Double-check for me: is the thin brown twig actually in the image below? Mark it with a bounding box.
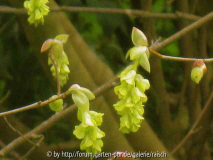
[0,91,11,105]
[19,135,44,160]
[149,49,213,62]
[0,10,213,157]
[151,11,213,51]
[49,50,61,95]
[168,90,213,157]
[0,6,200,21]
[0,91,68,117]
[0,141,21,159]
[4,117,36,146]
[0,17,15,34]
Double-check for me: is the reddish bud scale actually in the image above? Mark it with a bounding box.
[192,60,207,73]
[41,39,53,52]
[192,60,204,68]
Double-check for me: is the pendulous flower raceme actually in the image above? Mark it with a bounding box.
[114,27,150,133]
[69,84,105,154]
[24,0,49,26]
[41,34,70,87]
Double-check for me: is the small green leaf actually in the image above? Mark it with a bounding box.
[119,65,134,79]
[77,110,83,121]
[80,139,86,150]
[72,91,89,112]
[129,46,147,60]
[82,112,94,126]
[131,87,143,103]
[93,140,102,152]
[73,125,85,139]
[139,52,150,73]
[132,27,148,46]
[89,111,104,126]
[41,39,53,52]
[49,96,63,112]
[54,34,69,43]
[96,139,103,147]
[78,87,95,100]
[24,1,30,9]
[95,128,105,138]
[126,49,131,59]
[120,70,136,85]
[61,64,70,74]
[69,84,81,92]
[114,84,128,98]
[113,100,125,113]
[191,67,203,84]
[145,47,150,58]
[51,41,64,57]
[135,74,150,92]
[84,135,93,147]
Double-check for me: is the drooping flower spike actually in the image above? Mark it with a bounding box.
[41,34,70,87]
[69,84,105,154]
[114,27,150,133]
[24,0,50,26]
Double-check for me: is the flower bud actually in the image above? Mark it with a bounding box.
[132,27,148,46]
[49,96,63,112]
[139,51,150,73]
[54,34,69,44]
[128,46,147,60]
[41,39,53,52]
[61,64,70,74]
[191,60,207,84]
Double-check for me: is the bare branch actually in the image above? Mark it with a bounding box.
[20,135,44,160]
[0,91,11,105]
[0,92,68,117]
[0,17,15,34]
[149,49,213,62]
[151,11,213,51]
[0,6,200,21]
[168,90,213,157]
[0,141,21,159]
[4,117,36,146]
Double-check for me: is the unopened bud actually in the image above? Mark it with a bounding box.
[41,39,53,52]
[191,60,207,84]
[132,27,148,47]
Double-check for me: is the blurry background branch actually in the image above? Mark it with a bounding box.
[0,6,200,20]
[0,91,10,105]
[169,89,213,157]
